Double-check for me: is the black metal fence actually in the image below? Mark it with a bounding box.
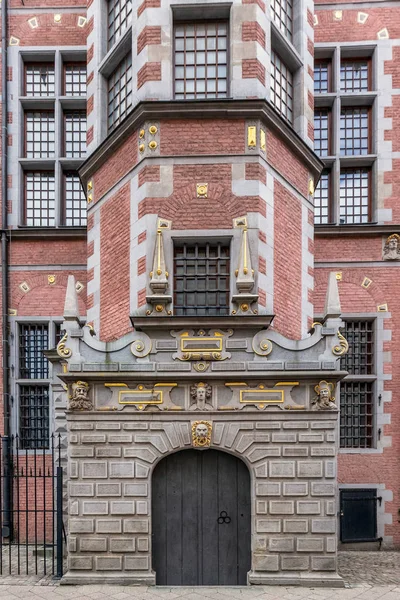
[0,433,64,578]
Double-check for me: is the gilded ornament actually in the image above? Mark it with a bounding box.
[148,140,157,150]
[240,303,249,312]
[192,421,212,448]
[56,331,72,358]
[155,304,164,312]
[146,309,152,316]
[149,125,158,135]
[260,129,266,152]
[69,381,92,411]
[196,183,208,198]
[378,303,388,312]
[135,341,144,352]
[87,180,93,191]
[335,272,342,281]
[193,361,210,373]
[308,178,314,196]
[139,129,145,138]
[48,275,56,285]
[362,277,372,289]
[247,126,257,148]
[332,330,349,356]
[87,193,93,203]
[139,143,145,153]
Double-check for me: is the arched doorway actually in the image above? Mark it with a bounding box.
[152,449,251,585]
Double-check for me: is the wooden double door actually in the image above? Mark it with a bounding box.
[152,449,251,585]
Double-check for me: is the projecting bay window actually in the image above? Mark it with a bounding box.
[270,51,293,124]
[314,171,331,225]
[64,111,87,158]
[174,241,230,316]
[64,172,87,227]
[340,320,375,449]
[108,0,133,49]
[271,0,293,41]
[64,62,87,96]
[25,171,56,227]
[25,111,55,158]
[25,63,55,96]
[108,52,133,131]
[174,22,228,100]
[18,324,51,450]
[340,168,370,224]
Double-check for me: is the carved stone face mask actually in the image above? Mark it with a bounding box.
[197,387,206,401]
[195,424,208,439]
[320,387,330,400]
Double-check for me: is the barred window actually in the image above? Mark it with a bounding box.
[25,171,56,227]
[19,386,49,450]
[174,22,228,100]
[340,382,373,449]
[64,63,87,96]
[340,60,370,92]
[314,109,330,157]
[108,53,133,132]
[25,111,55,158]
[64,111,87,158]
[174,241,230,316]
[19,324,49,379]
[314,171,330,224]
[341,320,374,375]
[64,173,87,227]
[271,0,293,40]
[314,61,330,94]
[25,63,55,96]
[270,51,293,124]
[108,0,133,48]
[340,107,370,156]
[339,168,370,224]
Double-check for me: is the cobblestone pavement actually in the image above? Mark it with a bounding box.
[0,552,399,599]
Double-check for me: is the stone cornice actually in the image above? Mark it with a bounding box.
[315,224,400,236]
[79,99,324,184]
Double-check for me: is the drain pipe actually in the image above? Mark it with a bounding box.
[2,0,12,538]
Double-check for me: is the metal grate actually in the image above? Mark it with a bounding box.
[270,51,293,124]
[108,0,133,48]
[314,171,330,224]
[25,111,55,158]
[64,173,87,227]
[174,242,230,316]
[340,60,370,92]
[271,0,293,40]
[314,109,330,157]
[25,172,56,227]
[25,64,55,96]
[339,168,370,224]
[19,324,49,379]
[340,107,370,156]
[340,381,373,448]
[314,61,330,93]
[19,386,50,450]
[108,53,133,132]
[341,320,374,375]
[64,111,87,158]
[64,63,87,96]
[174,22,228,100]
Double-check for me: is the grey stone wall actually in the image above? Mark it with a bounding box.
[63,410,342,587]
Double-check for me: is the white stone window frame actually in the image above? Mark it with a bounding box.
[314,43,378,226]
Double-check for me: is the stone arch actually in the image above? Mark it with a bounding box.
[11,272,86,315]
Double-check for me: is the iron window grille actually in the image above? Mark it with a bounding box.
[174,241,230,316]
[340,381,374,449]
[314,109,330,157]
[341,320,374,375]
[64,63,87,96]
[270,51,293,124]
[108,0,133,48]
[25,111,55,158]
[314,171,330,224]
[340,59,370,92]
[271,0,293,41]
[64,111,87,158]
[340,107,370,156]
[174,22,228,100]
[339,168,370,224]
[314,60,331,94]
[108,52,133,132]
[19,324,49,379]
[25,63,55,96]
[64,172,87,227]
[25,171,56,227]
[19,386,50,450]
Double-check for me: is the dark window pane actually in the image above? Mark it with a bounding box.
[341,320,374,375]
[314,61,330,94]
[19,324,49,379]
[174,242,230,316]
[270,51,293,124]
[340,382,373,449]
[174,21,228,100]
[108,53,133,132]
[19,385,49,450]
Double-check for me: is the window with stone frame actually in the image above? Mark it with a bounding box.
[24,171,56,227]
[108,52,133,131]
[64,62,87,96]
[340,320,375,449]
[63,172,87,227]
[25,111,56,158]
[271,0,293,41]
[108,0,133,49]
[270,50,293,124]
[64,110,87,158]
[174,22,228,100]
[173,241,230,316]
[25,63,55,96]
[314,171,331,224]
[314,48,376,225]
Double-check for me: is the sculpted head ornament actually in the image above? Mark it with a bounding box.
[383,234,400,260]
[312,381,338,411]
[69,380,93,411]
[192,420,212,448]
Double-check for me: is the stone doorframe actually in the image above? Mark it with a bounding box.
[63,410,343,587]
